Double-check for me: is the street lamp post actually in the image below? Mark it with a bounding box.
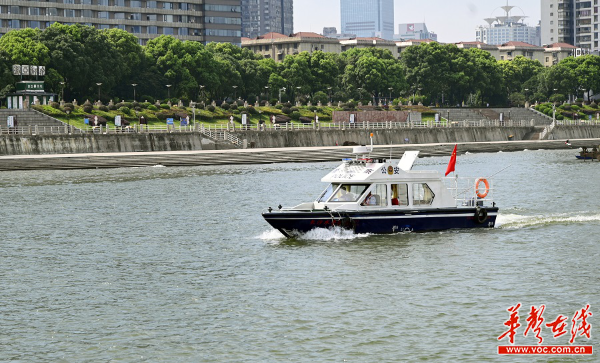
[166,84,172,100]
[388,87,393,104]
[66,109,70,133]
[131,83,138,102]
[327,87,332,104]
[96,82,102,102]
[264,86,270,101]
[278,87,286,103]
[198,85,205,102]
[232,85,238,101]
[357,87,363,101]
[191,105,196,128]
[60,81,65,102]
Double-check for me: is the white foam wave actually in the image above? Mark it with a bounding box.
[258,226,369,242]
[497,213,600,229]
[258,228,286,240]
[299,226,369,241]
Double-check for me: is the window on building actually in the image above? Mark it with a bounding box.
[147,14,157,21]
[130,0,142,7]
[114,0,125,6]
[98,0,108,6]
[82,9,92,17]
[147,1,157,8]
[148,26,157,34]
[9,19,20,28]
[131,26,141,33]
[114,12,125,19]
[64,9,75,17]
[9,6,20,14]
[28,7,40,16]
[30,21,41,29]
[163,27,174,35]
[178,27,188,35]
[98,11,109,18]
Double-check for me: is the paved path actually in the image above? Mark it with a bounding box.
[1,139,598,171]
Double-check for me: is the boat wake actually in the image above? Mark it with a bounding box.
[497,212,600,229]
[258,227,369,242]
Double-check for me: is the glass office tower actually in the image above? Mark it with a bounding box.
[341,0,394,40]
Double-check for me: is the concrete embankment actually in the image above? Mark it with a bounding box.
[0,132,228,155]
[1,139,598,171]
[3,126,600,156]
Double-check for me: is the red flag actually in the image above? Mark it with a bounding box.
[445,144,457,176]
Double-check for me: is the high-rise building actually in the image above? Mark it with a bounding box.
[541,0,596,51]
[242,0,293,39]
[340,0,394,40]
[395,23,437,41]
[0,0,242,45]
[475,2,540,46]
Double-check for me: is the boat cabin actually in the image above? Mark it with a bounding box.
[313,150,459,210]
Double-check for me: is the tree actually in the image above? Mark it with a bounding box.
[400,42,454,104]
[39,23,125,101]
[0,28,50,65]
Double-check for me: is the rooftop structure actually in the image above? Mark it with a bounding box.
[395,23,437,42]
[476,1,541,46]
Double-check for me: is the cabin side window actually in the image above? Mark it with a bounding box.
[413,183,435,205]
[391,183,408,206]
[361,184,388,207]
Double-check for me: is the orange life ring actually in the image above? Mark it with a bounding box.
[475,178,490,198]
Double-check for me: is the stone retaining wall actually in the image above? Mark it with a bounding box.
[3,126,600,156]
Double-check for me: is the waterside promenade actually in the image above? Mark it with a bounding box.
[1,139,597,171]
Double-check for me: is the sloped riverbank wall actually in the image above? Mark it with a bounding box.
[2,126,600,156]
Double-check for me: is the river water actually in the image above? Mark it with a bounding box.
[1,149,598,362]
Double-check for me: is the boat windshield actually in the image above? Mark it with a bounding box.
[328,184,369,202]
[317,183,340,202]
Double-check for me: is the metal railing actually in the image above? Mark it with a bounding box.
[5,118,597,137]
[443,177,495,207]
[539,120,556,140]
[556,119,600,126]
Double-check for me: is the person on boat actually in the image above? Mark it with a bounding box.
[362,193,377,206]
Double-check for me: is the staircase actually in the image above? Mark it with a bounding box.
[435,108,485,122]
[0,109,66,128]
[490,108,551,125]
[434,107,552,125]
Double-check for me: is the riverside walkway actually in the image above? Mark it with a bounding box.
[1,139,597,171]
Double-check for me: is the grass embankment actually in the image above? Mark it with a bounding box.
[33,102,438,130]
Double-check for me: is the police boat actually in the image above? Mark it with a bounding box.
[262,145,498,238]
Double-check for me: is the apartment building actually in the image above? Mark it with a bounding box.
[241,31,341,61]
[0,0,242,45]
[241,0,293,39]
[540,0,599,51]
